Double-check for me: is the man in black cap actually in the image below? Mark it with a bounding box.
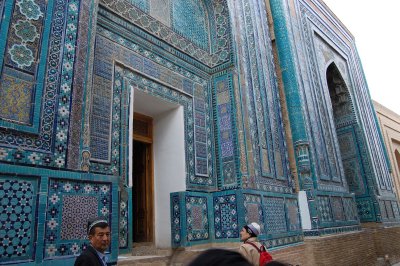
[74,217,111,266]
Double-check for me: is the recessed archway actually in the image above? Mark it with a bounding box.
[326,62,363,195]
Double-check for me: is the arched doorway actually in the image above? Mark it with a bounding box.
[326,63,366,196]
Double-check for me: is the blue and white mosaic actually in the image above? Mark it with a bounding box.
[44,179,112,258]
[213,194,239,239]
[0,177,37,263]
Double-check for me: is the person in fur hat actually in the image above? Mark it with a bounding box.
[239,222,264,265]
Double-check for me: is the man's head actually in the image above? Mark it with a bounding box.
[87,217,110,253]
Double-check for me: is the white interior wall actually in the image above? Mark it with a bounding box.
[153,107,186,248]
[298,190,311,230]
[130,89,186,248]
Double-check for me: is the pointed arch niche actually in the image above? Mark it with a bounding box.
[394,149,400,197]
[326,63,368,198]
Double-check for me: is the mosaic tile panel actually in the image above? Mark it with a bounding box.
[264,197,287,233]
[0,177,37,263]
[98,0,232,68]
[119,198,128,248]
[379,200,387,219]
[214,74,238,188]
[0,0,80,169]
[298,1,396,223]
[263,235,304,249]
[392,201,400,219]
[238,0,290,188]
[194,84,209,176]
[213,194,239,239]
[171,195,181,245]
[44,179,112,258]
[89,75,113,162]
[243,194,263,231]
[0,70,33,124]
[126,71,214,188]
[67,0,95,169]
[3,0,45,72]
[128,0,148,12]
[356,199,375,221]
[60,196,98,240]
[0,0,46,126]
[286,198,301,231]
[343,197,358,221]
[186,196,209,241]
[317,196,332,222]
[298,5,347,186]
[384,200,394,219]
[172,0,209,50]
[149,0,170,26]
[89,30,215,188]
[337,129,366,195]
[331,197,344,221]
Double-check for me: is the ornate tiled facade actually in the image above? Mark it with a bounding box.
[0,0,399,265]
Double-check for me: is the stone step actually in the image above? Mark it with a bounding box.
[131,242,173,256]
[118,243,241,265]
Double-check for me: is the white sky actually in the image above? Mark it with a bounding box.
[322,0,400,115]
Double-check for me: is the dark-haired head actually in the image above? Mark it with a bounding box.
[188,248,252,266]
[87,217,109,236]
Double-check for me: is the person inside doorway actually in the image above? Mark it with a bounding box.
[74,217,111,266]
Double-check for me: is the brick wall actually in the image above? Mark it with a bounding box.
[373,226,400,264]
[268,226,400,266]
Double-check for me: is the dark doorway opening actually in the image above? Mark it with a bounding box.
[132,113,154,243]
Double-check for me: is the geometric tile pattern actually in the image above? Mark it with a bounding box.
[343,197,358,221]
[214,74,238,188]
[123,67,214,188]
[298,4,351,192]
[298,1,397,226]
[356,199,374,221]
[171,190,304,248]
[185,196,209,242]
[128,0,149,12]
[172,0,209,50]
[191,205,203,230]
[264,197,287,233]
[60,196,98,240]
[384,200,394,219]
[0,72,33,125]
[337,129,366,195]
[0,0,80,170]
[171,195,181,245]
[90,29,216,189]
[213,194,239,239]
[99,0,232,68]
[0,0,45,125]
[379,200,387,219]
[392,201,400,219]
[0,177,37,263]
[119,199,129,248]
[89,65,120,174]
[44,179,112,258]
[331,197,344,221]
[286,198,301,231]
[317,196,332,222]
[244,194,263,233]
[239,0,290,188]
